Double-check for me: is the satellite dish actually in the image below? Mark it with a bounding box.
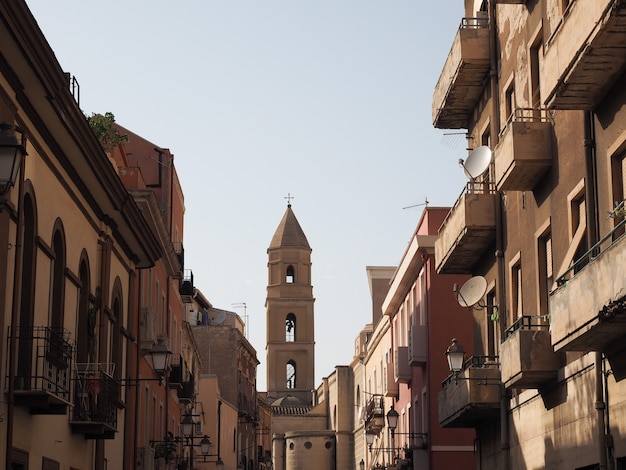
[461,146,491,180]
[456,276,488,308]
[213,311,227,325]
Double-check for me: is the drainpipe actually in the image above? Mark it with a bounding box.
[5,137,26,470]
[487,0,509,464]
[218,400,223,461]
[584,111,607,470]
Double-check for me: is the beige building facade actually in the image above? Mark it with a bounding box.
[0,3,163,469]
[433,1,626,469]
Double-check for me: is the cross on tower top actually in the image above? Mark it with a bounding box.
[284,193,295,207]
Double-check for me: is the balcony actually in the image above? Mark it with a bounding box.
[179,269,195,303]
[494,109,553,191]
[178,373,195,403]
[70,363,119,439]
[438,356,501,428]
[408,325,427,367]
[8,326,72,414]
[543,0,626,109]
[394,347,411,384]
[385,366,399,398]
[364,395,385,434]
[435,183,496,274]
[173,241,185,271]
[168,354,184,390]
[500,316,558,389]
[432,17,490,129]
[550,220,626,364]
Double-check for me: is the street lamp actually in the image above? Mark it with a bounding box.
[0,122,27,204]
[365,430,376,451]
[182,412,194,438]
[446,338,465,375]
[149,337,171,380]
[199,434,212,456]
[386,406,399,437]
[359,458,365,470]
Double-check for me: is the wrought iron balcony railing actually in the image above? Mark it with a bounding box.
[70,363,119,439]
[7,326,73,414]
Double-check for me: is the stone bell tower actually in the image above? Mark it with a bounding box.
[266,203,315,405]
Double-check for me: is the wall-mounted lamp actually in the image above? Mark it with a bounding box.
[0,122,27,207]
[365,430,376,451]
[149,337,172,381]
[359,458,365,470]
[386,406,399,438]
[446,338,465,375]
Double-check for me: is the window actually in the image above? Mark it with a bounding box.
[286,361,296,389]
[509,253,522,329]
[537,223,553,319]
[17,193,36,383]
[285,313,296,342]
[50,223,66,330]
[76,256,91,364]
[286,265,295,283]
[486,288,498,356]
[529,31,543,109]
[505,83,515,123]
[571,192,588,273]
[611,150,626,237]
[555,181,587,280]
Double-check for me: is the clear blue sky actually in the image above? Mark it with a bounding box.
[26,1,467,390]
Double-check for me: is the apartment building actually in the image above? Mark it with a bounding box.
[109,124,202,469]
[0,3,164,469]
[432,1,626,468]
[381,207,475,470]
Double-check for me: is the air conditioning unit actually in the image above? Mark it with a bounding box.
[137,446,154,469]
[139,307,157,350]
[408,325,427,367]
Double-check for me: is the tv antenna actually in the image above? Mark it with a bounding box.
[458,146,491,182]
[402,198,429,210]
[232,302,248,338]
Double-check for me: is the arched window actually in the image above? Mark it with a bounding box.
[50,221,66,330]
[110,278,124,380]
[17,191,36,386]
[76,254,91,365]
[286,361,296,389]
[286,265,295,283]
[285,313,296,342]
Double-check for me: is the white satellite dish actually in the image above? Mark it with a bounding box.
[456,276,488,308]
[461,146,492,180]
[213,311,227,325]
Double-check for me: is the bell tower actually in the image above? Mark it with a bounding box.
[266,203,315,405]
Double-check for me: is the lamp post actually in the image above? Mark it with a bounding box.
[446,338,465,377]
[0,122,27,207]
[386,406,399,438]
[149,337,171,383]
[182,412,195,470]
[365,430,376,451]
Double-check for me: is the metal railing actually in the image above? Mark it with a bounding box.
[442,355,500,386]
[7,326,72,402]
[504,315,550,339]
[556,217,626,287]
[72,363,119,431]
